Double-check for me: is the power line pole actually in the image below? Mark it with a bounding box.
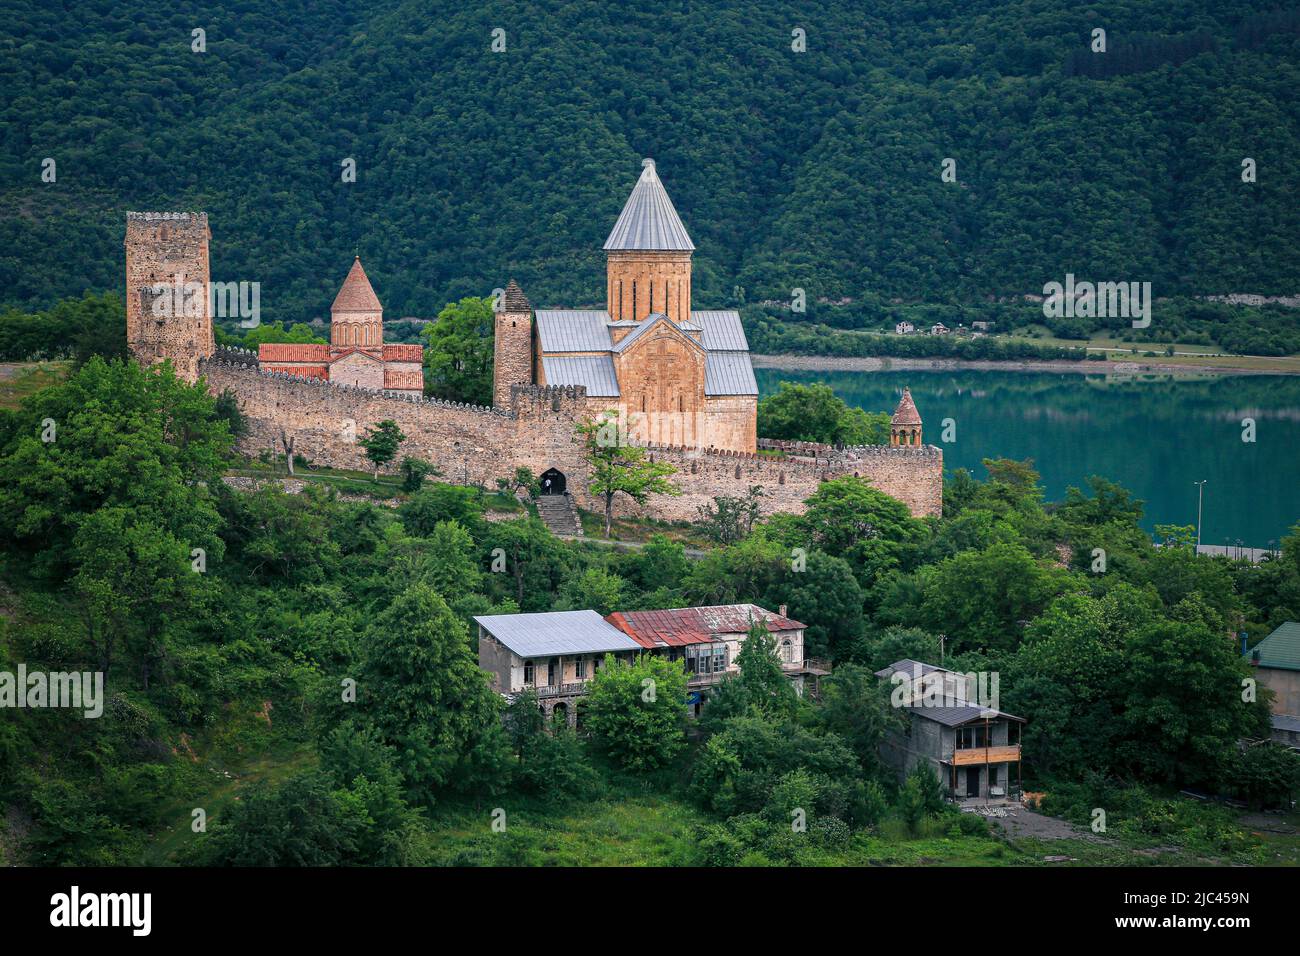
[1193,479,1207,552]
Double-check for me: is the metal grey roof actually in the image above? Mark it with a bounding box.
[1272,714,1300,734]
[474,610,641,658]
[603,159,695,252]
[535,310,612,352]
[874,659,957,680]
[692,310,749,351]
[535,306,753,395]
[611,312,703,355]
[705,352,758,396]
[542,355,620,397]
[905,704,1025,727]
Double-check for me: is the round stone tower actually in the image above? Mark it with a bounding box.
[891,386,923,447]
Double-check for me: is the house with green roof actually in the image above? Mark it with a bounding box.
[1248,622,1300,748]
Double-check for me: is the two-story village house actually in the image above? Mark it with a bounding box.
[475,603,830,723]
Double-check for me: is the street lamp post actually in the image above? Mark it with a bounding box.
[1193,480,1207,552]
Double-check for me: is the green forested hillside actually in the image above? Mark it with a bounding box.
[1,1,1296,324]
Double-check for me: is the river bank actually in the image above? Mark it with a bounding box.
[752,353,1300,376]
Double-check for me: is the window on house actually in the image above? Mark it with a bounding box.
[575,658,586,680]
[523,660,534,685]
[989,765,999,788]
[547,658,557,685]
[711,645,727,673]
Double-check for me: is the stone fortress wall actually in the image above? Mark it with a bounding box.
[200,349,943,521]
[127,204,944,523]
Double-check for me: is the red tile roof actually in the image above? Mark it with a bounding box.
[382,344,424,362]
[329,346,383,363]
[262,364,328,380]
[606,604,805,649]
[891,386,922,425]
[331,257,382,313]
[384,368,424,390]
[258,343,329,362]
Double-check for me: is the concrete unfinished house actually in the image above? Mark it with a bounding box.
[876,659,1026,805]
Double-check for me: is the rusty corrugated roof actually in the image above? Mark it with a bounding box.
[606,604,805,649]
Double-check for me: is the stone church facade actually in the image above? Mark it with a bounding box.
[122,161,943,522]
[495,159,757,453]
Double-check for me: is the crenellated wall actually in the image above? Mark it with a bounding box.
[200,350,942,521]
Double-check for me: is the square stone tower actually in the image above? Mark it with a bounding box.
[124,212,214,382]
[493,279,534,408]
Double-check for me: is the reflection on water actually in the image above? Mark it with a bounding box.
[755,367,1300,546]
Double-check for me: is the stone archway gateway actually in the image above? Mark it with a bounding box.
[539,467,566,495]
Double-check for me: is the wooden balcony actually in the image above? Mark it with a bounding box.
[950,744,1021,766]
[784,658,832,676]
[529,681,591,699]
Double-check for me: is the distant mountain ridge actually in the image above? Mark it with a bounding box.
[0,0,1296,323]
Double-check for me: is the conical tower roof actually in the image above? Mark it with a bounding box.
[501,279,531,312]
[891,387,922,426]
[603,159,695,252]
[331,257,382,313]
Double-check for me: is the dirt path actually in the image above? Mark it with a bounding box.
[980,806,1110,843]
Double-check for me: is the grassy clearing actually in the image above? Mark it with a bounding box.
[421,795,705,866]
[142,740,316,865]
[0,361,70,409]
[576,507,712,549]
[228,462,529,512]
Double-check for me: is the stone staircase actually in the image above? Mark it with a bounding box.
[536,492,584,537]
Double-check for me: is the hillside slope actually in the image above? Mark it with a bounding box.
[1,0,1296,321]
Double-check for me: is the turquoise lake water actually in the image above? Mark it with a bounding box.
[754,367,1300,547]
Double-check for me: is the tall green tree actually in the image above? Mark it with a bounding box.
[357,583,504,804]
[358,419,406,479]
[0,357,229,576]
[758,381,890,445]
[576,413,679,537]
[421,296,494,405]
[583,654,688,771]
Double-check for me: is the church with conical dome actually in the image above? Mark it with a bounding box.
[492,159,758,453]
[256,256,425,396]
